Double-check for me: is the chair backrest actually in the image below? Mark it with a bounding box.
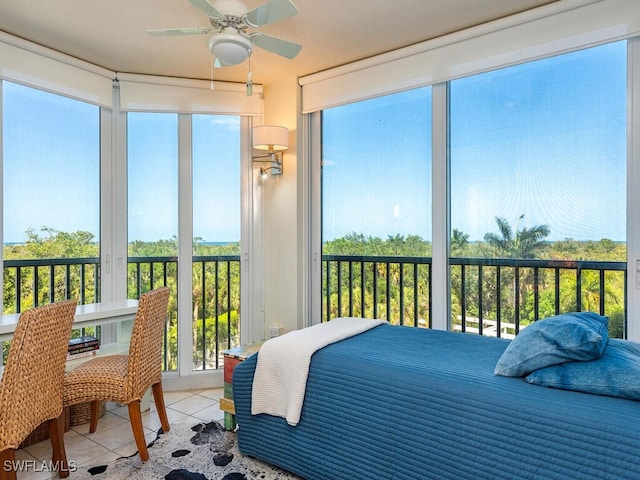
[126,287,170,400]
[0,300,77,451]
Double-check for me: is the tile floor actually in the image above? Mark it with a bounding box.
[15,387,225,480]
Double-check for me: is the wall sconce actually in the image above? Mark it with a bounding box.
[252,125,288,178]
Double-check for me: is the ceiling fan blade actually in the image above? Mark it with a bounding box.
[187,0,223,18]
[148,27,211,36]
[244,0,299,27]
[251,32,302,59]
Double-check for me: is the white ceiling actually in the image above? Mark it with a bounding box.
[0,0,559,87]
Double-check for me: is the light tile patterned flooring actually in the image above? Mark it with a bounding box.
[16,387,225,480]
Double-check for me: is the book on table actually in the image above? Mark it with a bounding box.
[66,348,100,361]
[67,335,100,360]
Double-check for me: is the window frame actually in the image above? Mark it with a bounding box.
[308,36,640,340]
[0,64,262,387]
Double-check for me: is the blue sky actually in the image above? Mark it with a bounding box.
[3,83,100,243]
[127,112,241,243]
[2,41,627,245]
[3,85,241,244]
[322,40,626,242]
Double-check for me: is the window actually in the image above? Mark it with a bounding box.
[1,45,254,382]
[449,41,627,337]
[127,112,243,372]
[321,87,432,324]
[2,81,100,312]
[127,112,179,252]
[318,41,628,337]
[127,112,178,370]
[192,114,241,370]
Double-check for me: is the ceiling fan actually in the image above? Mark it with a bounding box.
[148,0,302,67]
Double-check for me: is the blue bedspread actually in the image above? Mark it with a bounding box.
[233,324,640,480]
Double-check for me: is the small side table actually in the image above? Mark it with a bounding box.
[220,340,264,430]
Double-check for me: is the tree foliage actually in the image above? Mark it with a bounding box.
[2,222,628,369]
[3,228,241,371]
[483,215,550,259]
[323,216,626,338]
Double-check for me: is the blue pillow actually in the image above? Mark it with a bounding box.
[493,312,609,377]
[525,339,640,400]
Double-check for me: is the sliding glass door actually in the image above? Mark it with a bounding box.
[450,41,627,337]
[318,40,628,338]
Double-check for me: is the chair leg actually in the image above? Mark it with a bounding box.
[151,382,170,433]
[89,400,100,433]
[0,448,17,480]
[48,414,69,478]
[127,400,149,461]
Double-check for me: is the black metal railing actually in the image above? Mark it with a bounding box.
[191,255,241,370]
[323,255,627,338]
[3,255,241,371]
[3,257,101,313]
[126,255,241,372]
[322,255,432,327]
[3,254,627,368]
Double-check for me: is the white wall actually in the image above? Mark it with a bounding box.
[258,77,300,335]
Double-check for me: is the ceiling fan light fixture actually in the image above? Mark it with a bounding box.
[150,0,302,66]
[208,30,253,66]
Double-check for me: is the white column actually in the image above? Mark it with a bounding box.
[431,82,450,331]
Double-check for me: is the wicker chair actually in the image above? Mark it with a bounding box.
[0,300,77,480]
[63,287,171,461]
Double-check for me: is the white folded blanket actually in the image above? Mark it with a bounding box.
[251,317,387,426]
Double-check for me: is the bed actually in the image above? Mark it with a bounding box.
[232,322,640,480]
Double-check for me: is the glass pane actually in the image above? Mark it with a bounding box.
[192,114,241,371]
[128,112,178,250]
[322,87,432,325]
[3,81,100,312]
[127,112,178,370]
[449,41,627,337]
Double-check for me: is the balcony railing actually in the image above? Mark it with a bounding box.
[3,257,100,313]
[322,255,433,327]
[126,255,241,371]
[3,255,241,371]
[3,254,627,368]
[322,255,627,338]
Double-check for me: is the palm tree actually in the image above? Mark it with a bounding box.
[484,215,550,259]
[451,229,469,255]
[481,215,550,325]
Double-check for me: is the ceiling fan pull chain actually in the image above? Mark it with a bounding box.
[210,57,215,91]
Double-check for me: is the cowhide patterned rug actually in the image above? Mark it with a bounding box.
[72,420,302,480]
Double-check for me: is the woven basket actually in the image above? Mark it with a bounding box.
[69,400,107,426]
